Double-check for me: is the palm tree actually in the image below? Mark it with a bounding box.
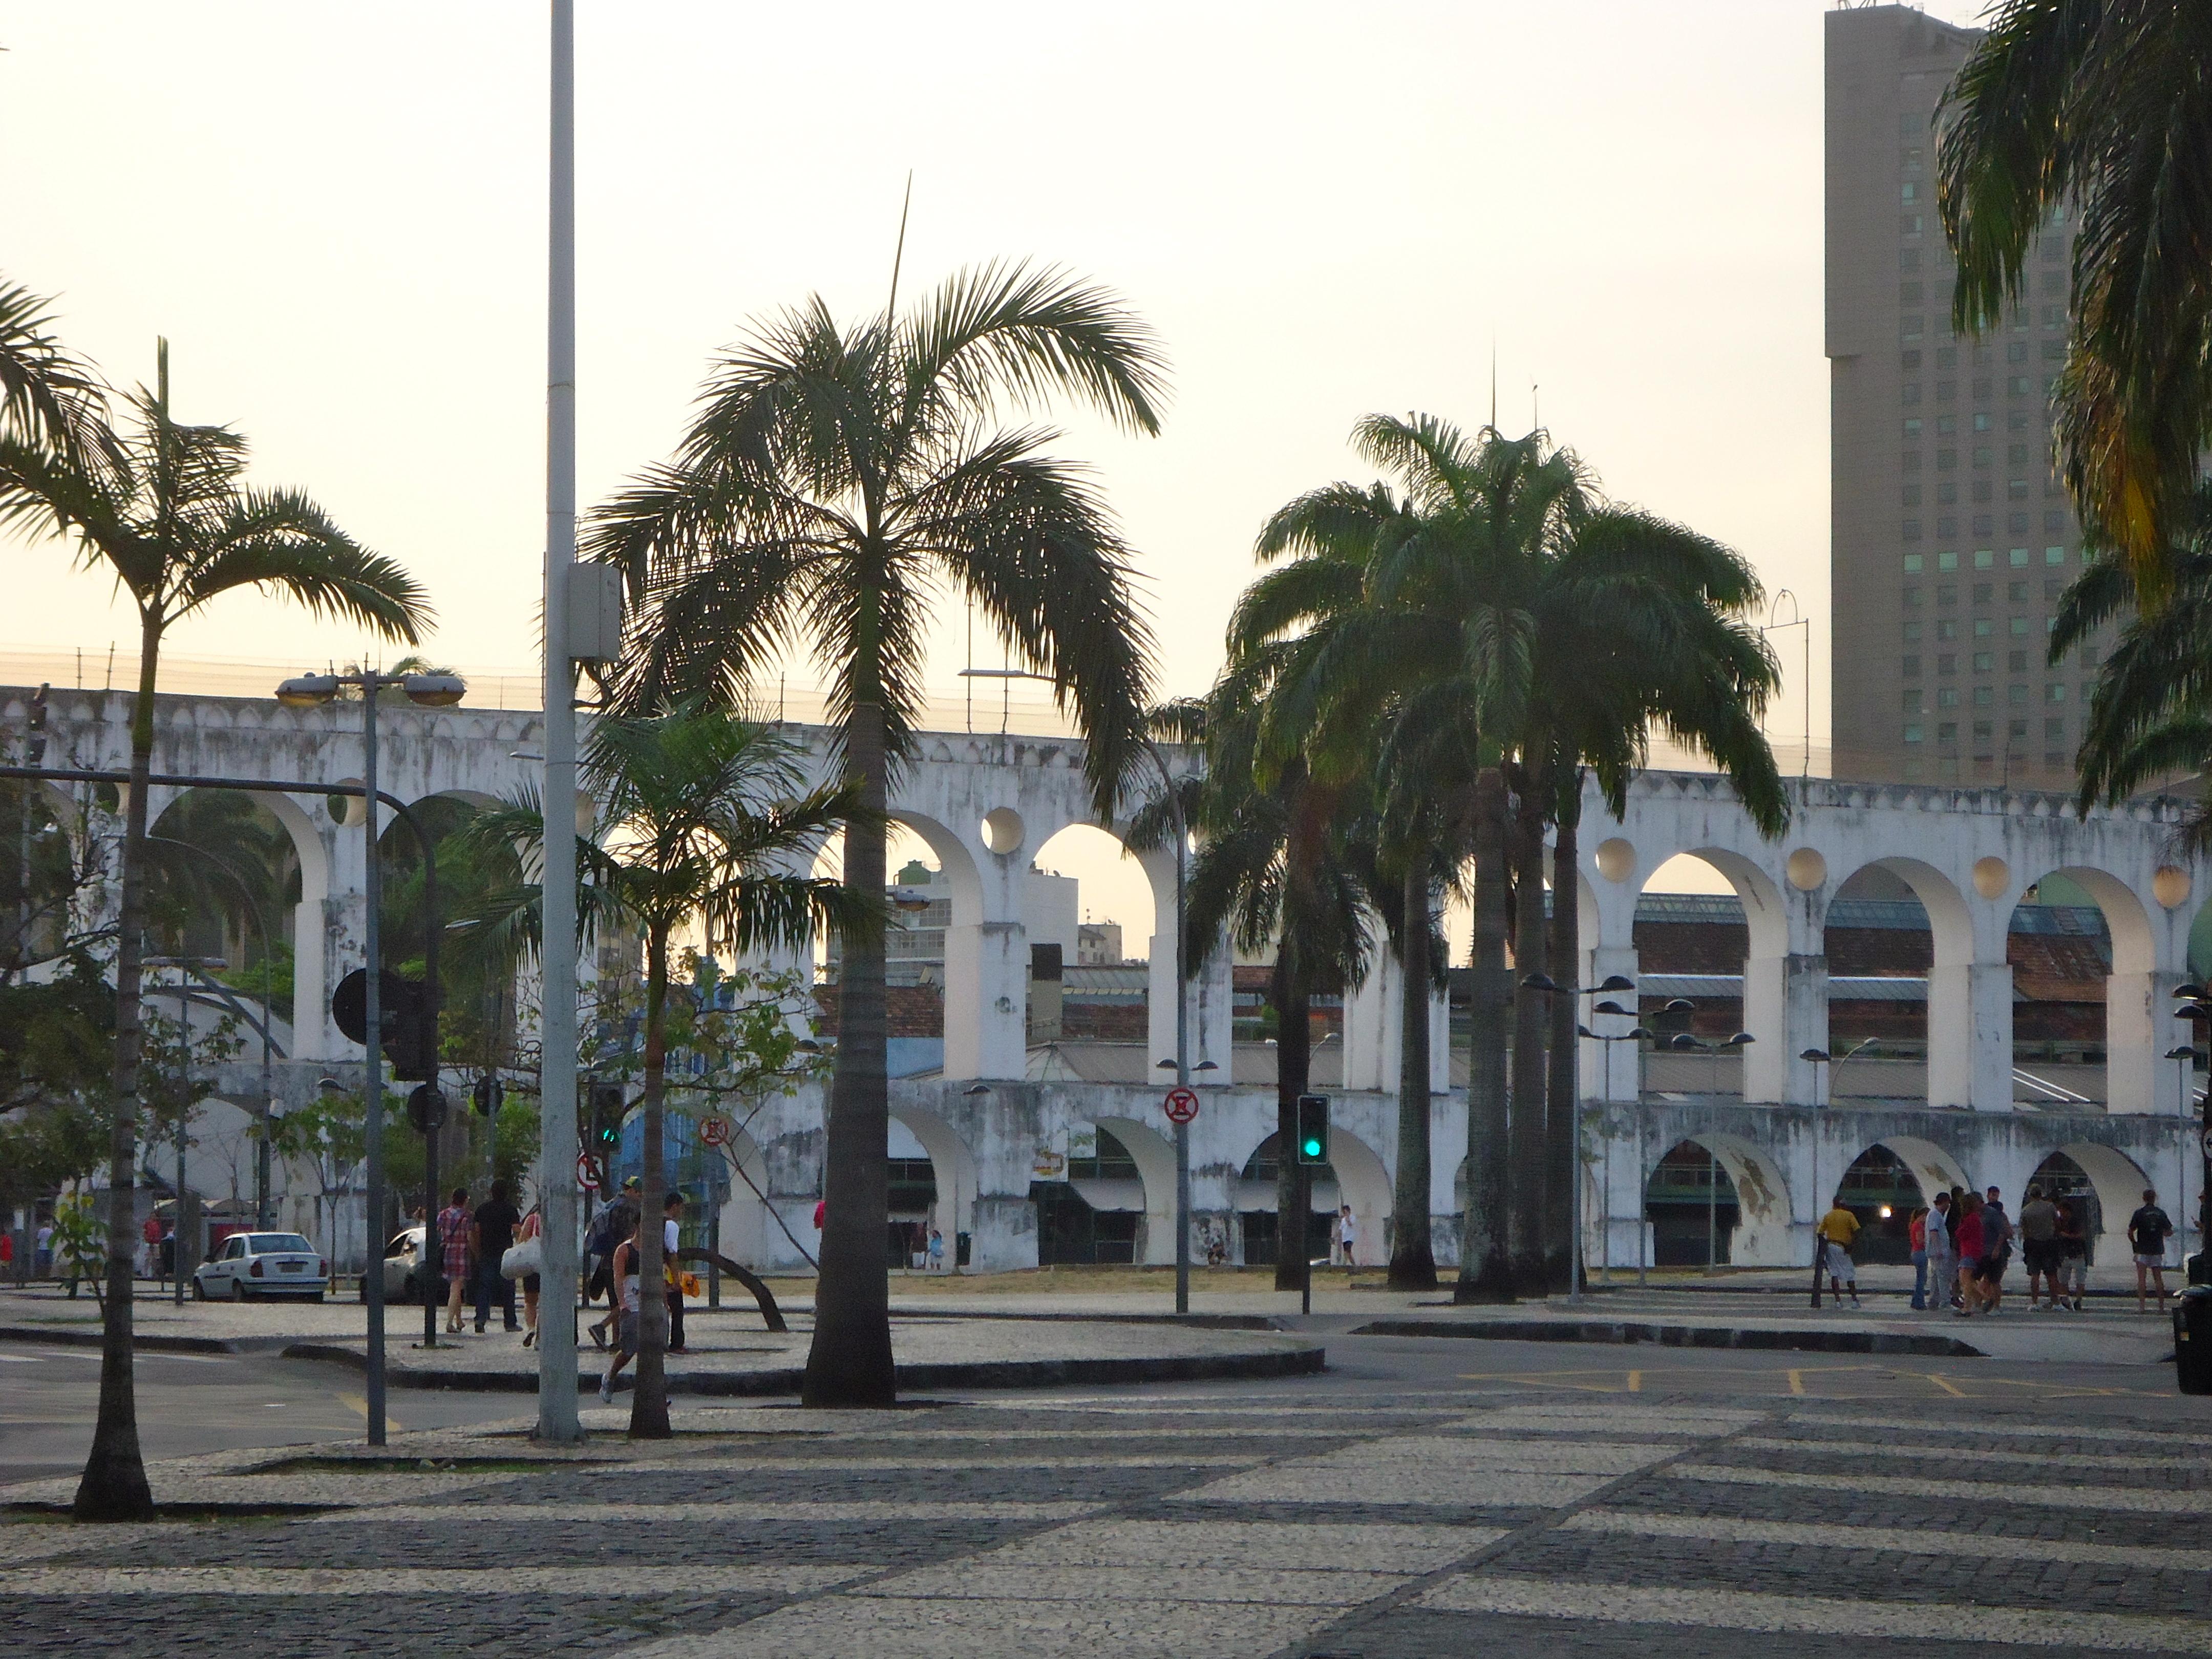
[0,340,427,1519]
[1147,673,1369,1292]
[1938,2,2212,593]
[1242,483,1468,1290]
[463,705,865,1435]
[1261,418,1784,1299]
[2053,481,2212,828]
[585,263,1162,1407]
[0,278,108,461]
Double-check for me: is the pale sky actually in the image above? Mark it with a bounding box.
[1,1,1994,930]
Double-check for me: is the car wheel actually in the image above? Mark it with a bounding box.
[230,1279,248,1303]
[191,1277,207,1302]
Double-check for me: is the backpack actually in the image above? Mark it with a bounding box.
[586,1200,633,1258]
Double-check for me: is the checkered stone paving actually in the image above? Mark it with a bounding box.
[8,1385,2212,1656]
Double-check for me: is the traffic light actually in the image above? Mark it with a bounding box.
[1295,1094,1330,1165]
[589,1082,624,1151]
[331,970,437,1080]
[471,1076,503,1119]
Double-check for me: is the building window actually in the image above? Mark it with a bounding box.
[1938,550,1959,572]
[1903,654,1922,676]
[2008,375,2032,397]
[1936,378,1956,400]
[2006,341,2027,364]
[1903,519,1922,540]
[1973,549,1995,569]
[1903,316,1925,342]
[1938,583,1956,604]
[2010,719,2030,740]
[1973,650,1994,672]
[1972,480,1993,504]
[2045,545,2066,565]
[2008,480,2029,500]
[1938,654,1956,675]
[2045,511,2067,532]
[1903,382,1922,406]
[1904,722,1924,743]
[1902,451,1923,473]
[1973,686,1993,708]
[2080,645,2098,668]
[1973,514,1994,535]
[1938,687,1960,709]
[1903,689,1923,714]
[1936,619,1958,642]
[1972,582,1993,604]
[2008,649,2028,672]
[1973,719,1994,742]
[1903,349,1924,371]
[2007,578,2028,599]
[1973,413,1993,432]
[1936,481,1955,503]
[1900,248,1923,270]
[1974,620,1993,640]
[2008,683,2028,706]
[1973,446,1992,469]
[1902,552,1924,575]
[1939,721,1958,743]
[1904,621,1923,644]
[2009,409,2030,432]
[1974,376,1993,399]
[1937,414,1958,435]
[1938,450,1958,472]
[1903,417,1923,438]
[1904,587,1923,608]
[2043,579,2061,601]
[1901,282,1924,305]
[1902,180,1920,204]
[2008,615,2029,637]
[2046,684,2066,704]
[2045,717,2065,741]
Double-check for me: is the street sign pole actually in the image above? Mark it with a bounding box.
[359,670,386,1446]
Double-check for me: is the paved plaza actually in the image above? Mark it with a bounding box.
[6,1325,2210,1658]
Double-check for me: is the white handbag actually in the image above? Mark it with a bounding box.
[500,1237,543,1280]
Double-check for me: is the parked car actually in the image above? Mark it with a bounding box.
[192,1232,328,1302]
[367,1223,431,1304]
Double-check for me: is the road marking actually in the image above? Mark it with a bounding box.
[1626,1370,1641,1394]
[1922,1371,1965,1396]
[337,1392,404,1433]
[6,1565,868,1598]
[1672,1462,2212,1514]
[1785,1369,1805,1396]
[1566,1507,2212,1573]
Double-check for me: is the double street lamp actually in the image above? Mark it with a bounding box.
[1524,973,1639,1304]
[276,667,464,1444]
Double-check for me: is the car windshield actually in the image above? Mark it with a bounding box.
[249,1234,314,1253]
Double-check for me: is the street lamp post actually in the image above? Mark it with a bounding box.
[1576,1009,1651,1291]
[277,666,464,1447]
[1524,973,1636,1303]
[1801,1047,1831,1308]
[143,955,224,1303]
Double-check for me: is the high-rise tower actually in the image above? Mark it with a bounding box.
[1827,3,2101,785]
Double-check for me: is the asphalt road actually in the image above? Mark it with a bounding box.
[0,1340,524,1483]
[4,1326,2192,1494]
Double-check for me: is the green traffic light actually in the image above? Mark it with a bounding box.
[1302,1138,1323,1158]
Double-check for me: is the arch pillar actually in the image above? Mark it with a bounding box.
[1135,847,1232,1077]
[1343,920,1451,1095]
[2108,968,2188,1117]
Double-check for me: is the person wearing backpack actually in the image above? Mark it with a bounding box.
[2130,1188,2175,1314]
[586,1178,641,1350]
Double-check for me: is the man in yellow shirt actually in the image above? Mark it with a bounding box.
[1818,1199,1862,1308]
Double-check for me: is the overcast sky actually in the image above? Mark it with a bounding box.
[1,1,1993,923]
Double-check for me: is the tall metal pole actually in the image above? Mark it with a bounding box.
[1157,745,1189,1317]
[537,0,583,1443]
[173,976,188,1307]
[359,676,387,1446]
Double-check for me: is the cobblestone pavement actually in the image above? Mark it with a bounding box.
[6,1360,2211,1656]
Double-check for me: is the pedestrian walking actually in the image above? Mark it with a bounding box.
[1817,1195,1861,1307]
[2129,1187,2175,1313]
[1337,1205,1356,1267]
[2055,1196,2089,1311]
[663,1191,688,1354]
[1909,1205,1929,1310]
[436,1186,472,1334]
[1922,1190,1956,1314]
[138,1213,160,1280]
[599,1215,643,1404]
[472,1180,522,1334]
[1954,1192,1987,1316]
[927,1228,945,1272]
[35,1220,52,1277]
[585,1177,642,1349]
[2018,1184,2062,1310]
[517,1202,544,1349]
[1981,1186,2013,1313]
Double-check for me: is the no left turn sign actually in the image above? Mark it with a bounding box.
[1163,1086,1200,1125]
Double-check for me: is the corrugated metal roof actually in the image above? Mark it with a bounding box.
[1633,972,2012,1005]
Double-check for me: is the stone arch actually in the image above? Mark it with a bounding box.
[2050,1140,2156,1260]
[1860,1134,1973,1207]
[1645,1131,1794,1267]
[709,1122,773,1271]
[888,1105,979,1262]
[1825,856,1979,1108]
[1320,1123,1392,1268]
[2010,865,2164,1114]
[1631,846,1791,1100]
[1093,1114,1179,1265]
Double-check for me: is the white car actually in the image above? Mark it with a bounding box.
[373,1223,432,1303]
[193,1232,329,1302]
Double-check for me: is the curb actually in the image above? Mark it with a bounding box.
[1349,1317,1984,1358]
[279,1339,1327,1395]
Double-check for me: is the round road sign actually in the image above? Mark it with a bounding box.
[701,1116,731,1148]
[578,1152,606,1192]
[1163,1086,1200,1125]
[2200,1125,2212,1161]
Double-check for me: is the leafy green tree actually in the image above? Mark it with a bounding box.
[464,706,863,1436]
[0,337,429,1521]
[585,263,1163,1407]
[1939,1,2212,592]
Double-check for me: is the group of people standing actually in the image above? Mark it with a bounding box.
[431,1180,543,1344]
[1895,1182,2176,1315]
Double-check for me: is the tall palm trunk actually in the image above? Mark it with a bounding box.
[1456,766,1514,1302]
[74,613,159,1520]
[1388,860,1436,1288]
[1544,790,1581,1293]
[1271,956,1310,1292]
[1507,769,1549,1296]
[803,698,896,1407]
[629,924,672,1438]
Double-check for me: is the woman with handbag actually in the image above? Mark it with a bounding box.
[514,1204,545,1348]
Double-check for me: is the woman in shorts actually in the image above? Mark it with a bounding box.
[2055,1198,2089,1312]
[1953,1192,1986,1316]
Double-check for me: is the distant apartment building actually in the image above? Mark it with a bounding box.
[1827,4,2109,785]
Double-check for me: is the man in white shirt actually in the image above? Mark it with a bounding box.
[1337,1205,1356,1267]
